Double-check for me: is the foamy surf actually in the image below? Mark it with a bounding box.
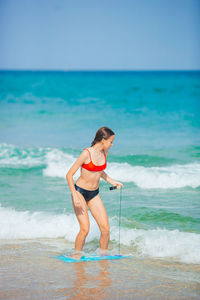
[0,205,200,264]
[42,148,78,178]
[107,162,200,189]
[1,143,200,189]
[43,149,200,189]
[111,226,200,264]
[0,143,48,166]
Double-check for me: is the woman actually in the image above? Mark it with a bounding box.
[66,126,123,259]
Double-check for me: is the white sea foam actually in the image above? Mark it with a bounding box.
[0,143,47,166]
[43,150,200,189]
[108,162,200,189]
[42,149,200,188]
[42,148,79,179]
[0,205,200,264]
[1,143,200,188]
[0,205,99,242]
[111,226,200,264]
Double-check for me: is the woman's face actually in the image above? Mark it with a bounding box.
[103,135,115,151]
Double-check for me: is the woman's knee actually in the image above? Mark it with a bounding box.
[100,224,110,235]
[80,225,90,237]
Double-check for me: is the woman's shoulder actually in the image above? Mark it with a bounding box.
[82,148,91,158]
[82,147,92,153]
[82,147,107,156]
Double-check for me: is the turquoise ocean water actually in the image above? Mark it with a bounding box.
[0,71,200,266]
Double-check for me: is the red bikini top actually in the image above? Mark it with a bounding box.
[82,148,107,172]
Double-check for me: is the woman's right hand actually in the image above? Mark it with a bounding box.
[71,191,85,215]
[72,191,81,207]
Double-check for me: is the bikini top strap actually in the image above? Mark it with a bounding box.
[84,148,92,161]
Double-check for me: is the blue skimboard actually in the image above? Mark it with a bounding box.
[55,254,130,262]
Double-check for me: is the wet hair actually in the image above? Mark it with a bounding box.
[91,126,115,146]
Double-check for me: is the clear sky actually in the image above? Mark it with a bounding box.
[0,0,199,70]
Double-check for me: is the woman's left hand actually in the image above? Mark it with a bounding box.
[113,181,123,190]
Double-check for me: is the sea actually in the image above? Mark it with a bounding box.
[0,70,200,299]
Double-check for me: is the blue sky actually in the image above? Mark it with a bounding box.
[0,0,199,70]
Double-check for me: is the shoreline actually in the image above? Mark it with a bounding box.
[1,240,199,299]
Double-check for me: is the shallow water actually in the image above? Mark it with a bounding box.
[0,240,200,299]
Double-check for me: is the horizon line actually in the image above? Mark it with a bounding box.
[0,69,200,72]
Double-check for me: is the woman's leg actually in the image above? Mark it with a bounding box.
[87,194,110,254]
[71,191,90,253]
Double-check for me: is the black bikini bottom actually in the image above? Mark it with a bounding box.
[75,184,99,202]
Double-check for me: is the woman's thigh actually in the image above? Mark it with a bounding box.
[71,191,90,230]
[87,194,109,232]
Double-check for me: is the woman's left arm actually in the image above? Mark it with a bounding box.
[100,171,123,189]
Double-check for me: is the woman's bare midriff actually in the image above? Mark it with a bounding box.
[75,168,103,190]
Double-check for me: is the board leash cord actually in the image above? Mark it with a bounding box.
[109,185,122,255]
[119,187,122,255]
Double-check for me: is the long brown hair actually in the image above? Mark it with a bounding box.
[91,126,115,146]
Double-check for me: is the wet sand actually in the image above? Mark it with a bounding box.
[0,240,200,300]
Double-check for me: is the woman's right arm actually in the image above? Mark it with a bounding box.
[66,150,87,205]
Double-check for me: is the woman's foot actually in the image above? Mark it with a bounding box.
[69,251,82,260]
[100,249,108,256]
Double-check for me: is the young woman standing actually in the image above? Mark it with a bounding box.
[66,126,123,259]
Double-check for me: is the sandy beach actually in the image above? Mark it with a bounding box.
[1,240,199,300]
